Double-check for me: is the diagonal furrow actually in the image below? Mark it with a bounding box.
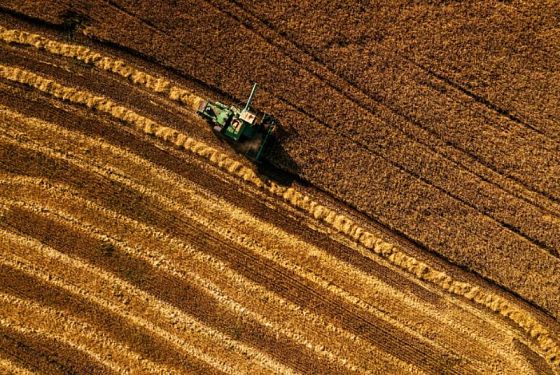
[0,122,550,374]
[0,230,292,375]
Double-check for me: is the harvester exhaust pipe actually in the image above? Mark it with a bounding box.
[243,83,258,112]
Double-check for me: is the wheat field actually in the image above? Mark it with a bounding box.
[1,2,559,374]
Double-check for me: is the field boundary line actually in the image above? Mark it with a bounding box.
[0,56,559,369]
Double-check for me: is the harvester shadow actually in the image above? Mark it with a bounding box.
[60,10,90,40]
[257,121,304,187]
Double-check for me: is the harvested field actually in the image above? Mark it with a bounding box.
[0,1,559,374]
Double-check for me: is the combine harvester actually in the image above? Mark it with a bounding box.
[197,83,276,161]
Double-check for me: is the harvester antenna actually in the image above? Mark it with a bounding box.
[243,82,258,112]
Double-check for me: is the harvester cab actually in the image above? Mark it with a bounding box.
[197,83,276,161]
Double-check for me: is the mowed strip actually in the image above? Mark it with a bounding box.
[0,122,513,370]
[0,61,553,370]
[0,178,537,374]
[0,229,297,375]
[0,118,436,374]
[1,192,412,375]
[0,291,166,374]
[0,108,547,374]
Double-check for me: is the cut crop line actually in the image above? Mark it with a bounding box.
[0,25,203,110]
[0,292,155,374]
[0,63,558,369]
[0,229,277,375]
[2,195,378,375]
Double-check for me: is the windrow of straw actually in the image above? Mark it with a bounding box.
[0,25,202,110]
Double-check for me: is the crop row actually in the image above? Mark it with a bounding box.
[0,110,389,374]
[0,25,201,109]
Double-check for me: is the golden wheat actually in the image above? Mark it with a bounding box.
[0,127,428,373]
[0,127,537,373]
[0,170,419,374]
[1,229,291,375]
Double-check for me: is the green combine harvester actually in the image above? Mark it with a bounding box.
[197,83,276,161]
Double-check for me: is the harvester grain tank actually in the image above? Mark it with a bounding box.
[197,83,276,161]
